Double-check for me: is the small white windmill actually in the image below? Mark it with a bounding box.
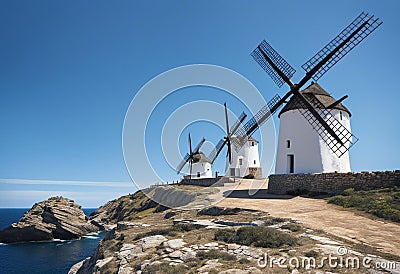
[176,133,212,179]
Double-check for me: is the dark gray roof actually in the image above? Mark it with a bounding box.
[192,152,211,164]
[278,82,351,117]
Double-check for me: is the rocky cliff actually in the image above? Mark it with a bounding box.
[0,196,102,243]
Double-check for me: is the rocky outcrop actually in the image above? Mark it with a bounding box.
[0,196,102,243]
[89,190,167,227]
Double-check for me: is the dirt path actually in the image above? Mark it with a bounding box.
[215,180,400,256]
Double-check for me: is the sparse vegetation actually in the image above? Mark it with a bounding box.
[327,187,400,222]
[304,250,319,258]
[280,223,302,232]
[133,223,199,240]
[263,217,287,226]
[142,262,187,274]
[197,206,255,216]
[214,226,297,248]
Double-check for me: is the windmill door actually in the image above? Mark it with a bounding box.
[287,154,294,174]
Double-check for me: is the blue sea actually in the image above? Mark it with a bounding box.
[0,208,105,274]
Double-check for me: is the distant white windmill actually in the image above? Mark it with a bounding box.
[176,133,212,179]
[207,103,262,178]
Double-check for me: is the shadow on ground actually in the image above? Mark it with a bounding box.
[223,189,293,199]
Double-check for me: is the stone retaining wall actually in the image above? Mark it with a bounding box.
[268,170,400,195]
[179,177,233,187]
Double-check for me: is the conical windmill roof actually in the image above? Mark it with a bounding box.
[192,152,211,163]
[278,82,351,117]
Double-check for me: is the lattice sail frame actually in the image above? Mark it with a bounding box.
[176,137,206,174]
[302,12,382,81]
[251,40,296,87]
[291,95,358,157]
[232,94,282,150]
[207,112,247,164]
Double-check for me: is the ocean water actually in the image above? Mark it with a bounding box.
[0,208,105,274]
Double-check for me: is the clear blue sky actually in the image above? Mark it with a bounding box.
[0,1,399,207]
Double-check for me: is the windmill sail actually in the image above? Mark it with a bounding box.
[290,94,358,157]
[232,94,282,150]
[207,109,247,164]
[251,40,296,88]
[176,135,206,174]
[248,12,381,157]
[302,12,382,82]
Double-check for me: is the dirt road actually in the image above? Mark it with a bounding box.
[216,180,400,256]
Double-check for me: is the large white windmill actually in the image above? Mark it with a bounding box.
[229,12,380,175]
[275,82,352,174]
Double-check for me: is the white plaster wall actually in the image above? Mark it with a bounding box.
[225,140,260,177]
[275,109,351,174]
[191,162,212,179]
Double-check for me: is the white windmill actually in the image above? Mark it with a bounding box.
[207,103,262,178]
[176,134,212,179]
[230,12,380,175]
[275,82,352,174]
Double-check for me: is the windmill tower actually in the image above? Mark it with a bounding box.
[229,12,381,176]
[226,136,262,178]
[176,134,212,179]
[275,82,352,174]
[207,103,262,178]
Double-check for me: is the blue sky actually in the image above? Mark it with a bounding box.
[0,1,399,207]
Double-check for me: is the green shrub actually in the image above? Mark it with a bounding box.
[214,226,297,248]
[280,223,302,232]
[327,187,400,222]
[142,262,187,274]
[133,222,201,241]
[238,258,251,264]
[304,250,319,258]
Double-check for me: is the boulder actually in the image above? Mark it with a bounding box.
[163,238,186,249]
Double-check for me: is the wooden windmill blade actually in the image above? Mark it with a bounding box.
[229,111,247,137]
[207,107,247,164]
[251,39,350,154]
[176,134,206,174]
[232,94,282,150]
[176,153,191,174]
[290,94,359,158]
[192,138,205,154]
[208,139,226,164]
[248,13,381,157]
[251,40,296,88]
[301,12,382,82]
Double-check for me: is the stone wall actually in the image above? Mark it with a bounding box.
[268,170,400,195]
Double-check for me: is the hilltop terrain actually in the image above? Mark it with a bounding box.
[68,183,399,273]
